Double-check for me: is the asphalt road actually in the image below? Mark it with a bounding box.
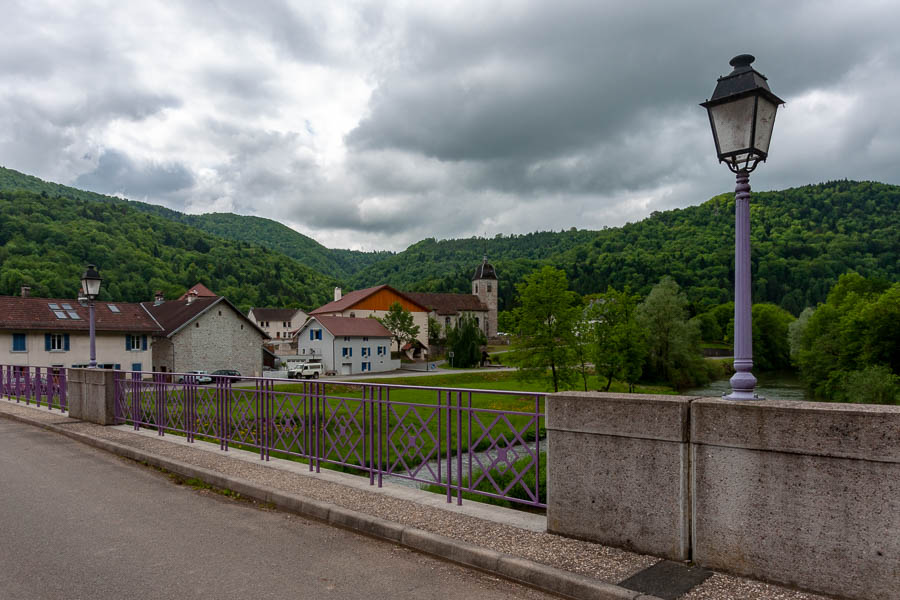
[0,419,556,600]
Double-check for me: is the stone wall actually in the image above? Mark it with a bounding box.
[171,304,264,377]
[547,393,900,600]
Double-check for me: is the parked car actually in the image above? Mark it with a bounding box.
[211,369,242,381]
[177,370,212,384]
[287,360,324,379]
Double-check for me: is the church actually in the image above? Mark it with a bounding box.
[308,257,499,349]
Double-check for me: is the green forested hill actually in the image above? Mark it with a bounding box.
[0,166,387,280]
[349,181,899,315]
[0,189,337,311]
[2,165,897,316]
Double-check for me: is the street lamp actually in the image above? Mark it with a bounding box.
[701,54,783,400]
[80,264,102,369]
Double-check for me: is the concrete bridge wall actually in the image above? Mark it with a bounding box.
[547,393,900,600]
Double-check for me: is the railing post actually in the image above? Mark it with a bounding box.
[446,390,452,504]
[377,386,383,488]
[534,394,541,506]
[456,391,463,505]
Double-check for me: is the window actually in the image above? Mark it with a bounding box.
[67,311,81,319]
[344,336,351,342]
[361,347,369,357]
[342,347,353,358]
[350,312,356,318]
[363,336,368,341]
[287,321,291,327]
[487,284,492,293]
[12,334,26,352]
[47,333,67,351]
[107,304,120,313]
[48,303,60,310]
[361,362,371,372]
[475,317,480,326]
[131,363,142,372]
[377,346,386,356]
[126,334,147,351]
[309,328,322,340]
[53,310,68,319]
[61,303,73,310]
[474,284,478,293]
[276,331,280,338]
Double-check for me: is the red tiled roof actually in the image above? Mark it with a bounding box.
[141,296,269,339]
[0,296,161,333]
[177,282,216,300]
[250,307,303,321]
[310,285,429,315]
[308,316,391,338]
[404,292,487,315]
[310,285,389,314]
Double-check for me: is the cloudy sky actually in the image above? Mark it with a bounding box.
[2,1,898,251]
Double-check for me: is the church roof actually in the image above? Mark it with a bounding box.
[471,257,497,281]
[404,292,487,315]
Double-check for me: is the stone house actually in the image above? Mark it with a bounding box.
[294,315,397,375]
[141,291,268,377]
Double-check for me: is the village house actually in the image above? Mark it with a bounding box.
[141,288,268,377]
[294,315,397,375]
[247,306,308,355]
[307,257,500,352]
[309,285,431,348]
[0,287,159,371]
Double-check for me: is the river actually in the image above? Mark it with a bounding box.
[685,370,810,401]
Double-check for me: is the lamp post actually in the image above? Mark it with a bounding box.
[701,54,783,400]
[80,264,102,369]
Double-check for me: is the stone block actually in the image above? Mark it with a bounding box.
[691,400,900,600]
[546,393,694,560]
[67,368,117,425]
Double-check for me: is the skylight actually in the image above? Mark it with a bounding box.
[67,311,81,319]
[48,303,60,310]
[61,303,73,310]
[53,310,68,319]
[107,304,120,313]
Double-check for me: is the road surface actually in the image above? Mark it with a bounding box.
[0,419,555,600]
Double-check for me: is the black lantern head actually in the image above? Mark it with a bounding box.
[80,264,102,299]
[701,54,784,173]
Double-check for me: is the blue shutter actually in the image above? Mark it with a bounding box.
[64,334,70,351]
[45,334,51,351]
[142,335,147,350]
[317,329,322,340]
[125,335,131,351]
[310,330,314,340]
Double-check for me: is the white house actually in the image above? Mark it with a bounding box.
[0,291,160,371]
[247,307,308,354]
[295,316,398,375]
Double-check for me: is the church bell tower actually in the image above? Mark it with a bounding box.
[472,256,498,339]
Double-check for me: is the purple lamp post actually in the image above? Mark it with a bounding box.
[80,264,102,369]
[702,55,783,400]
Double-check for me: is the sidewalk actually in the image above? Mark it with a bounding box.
[0,397,830,600]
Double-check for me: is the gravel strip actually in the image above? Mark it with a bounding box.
[0,399,838,599]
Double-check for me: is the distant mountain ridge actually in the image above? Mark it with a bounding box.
[1,166,897,315]
[0,166,388,280]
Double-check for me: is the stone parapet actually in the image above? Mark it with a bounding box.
[546,392,900,600]
[546,392,695,560]
[67,368,117,425]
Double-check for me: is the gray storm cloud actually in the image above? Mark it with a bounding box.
[0,1,899,250]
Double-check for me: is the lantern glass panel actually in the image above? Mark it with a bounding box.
[753,96,778,156]
[710,95,755,156]
[81,276,101,297]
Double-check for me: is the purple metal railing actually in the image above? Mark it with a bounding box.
[0,364,67,411]
[113,371,546,508]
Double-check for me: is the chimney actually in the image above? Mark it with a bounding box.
[154,291,165,306]
[334,287,342,302]
[20,285,31,298]
[186,289,198,305]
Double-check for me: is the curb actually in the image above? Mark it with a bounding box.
[1,409,661,600]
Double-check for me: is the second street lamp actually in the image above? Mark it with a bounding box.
[701,54,784,400]
[80,264,103,369]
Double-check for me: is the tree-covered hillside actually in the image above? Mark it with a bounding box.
[0,166,387,281]
[351,181,899,315]
[0,190,337,311]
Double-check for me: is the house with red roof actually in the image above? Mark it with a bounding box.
[310,285,431,349]
[307,257,500,350]
[0,288,160,371]
[295,315,397,375]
